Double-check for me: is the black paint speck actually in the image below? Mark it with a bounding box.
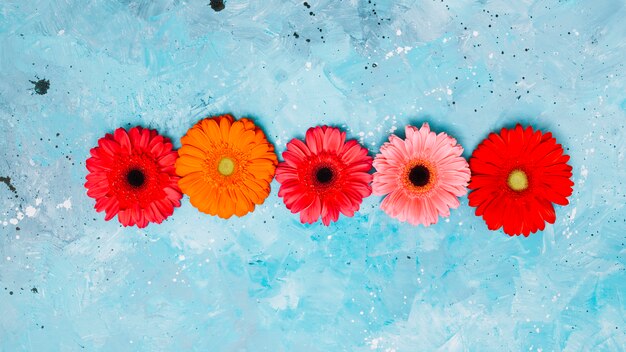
[293,32,300,39]
[303,1,310,8]
[0,176,17,194]
[9,291,13,295]
[210,0,225,12]
[29,78,50,95]
[31,287,38,294]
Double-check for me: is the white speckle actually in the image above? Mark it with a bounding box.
[580,165,588,178]
[6,257,11,261]
[446,88,453,95]
[9,218,18,225]
[16,212,24,220]
[56,198,72,210]
[25,206,37,217]
[35,198,43,206]
[369,337,383,350]
[396,29,402,36]
[385,46,412,59]
[473,31,479,37]
[58,29,65,36]
[178,255,186,261]
[292,105,298,110]
[147,281,152,285]
[489,53,494,59]
[327,235,332,240]
[569,208,577,221]
[172,278,177,282]
[305,62,312,70]
[15,235,20,239]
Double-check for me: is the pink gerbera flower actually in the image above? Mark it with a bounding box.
[372,123,470,226]
[275,126,373,225]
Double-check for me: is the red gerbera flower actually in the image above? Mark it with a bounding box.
[468,124,574,236]
[85,127,182,228]
[275,126,373,225]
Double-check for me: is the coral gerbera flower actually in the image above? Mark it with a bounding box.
[372,123,470,226]
[468,124,574,236]
[176,114,278,218]
[85,127,182,228]
[275,125,373,225]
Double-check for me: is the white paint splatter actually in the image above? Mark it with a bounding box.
[25,206,37,217]
[385,46,413,59]
[56,198,72,210]
[369,337,383,349]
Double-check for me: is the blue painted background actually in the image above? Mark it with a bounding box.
[1,0,625,350]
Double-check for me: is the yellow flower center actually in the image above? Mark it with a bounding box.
[507,169,528,191]
[217,157,236,176]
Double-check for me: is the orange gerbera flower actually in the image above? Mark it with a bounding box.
[176,114,278,218]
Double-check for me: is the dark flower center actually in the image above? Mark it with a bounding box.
[126,169,146,188]
[315,167,334,184]
[408,165,430,187]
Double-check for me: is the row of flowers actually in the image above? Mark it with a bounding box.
[85,114,574,237]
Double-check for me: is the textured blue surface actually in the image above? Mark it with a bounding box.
[1,0,625,351]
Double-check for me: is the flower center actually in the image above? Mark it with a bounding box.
[217,157,236,176]
[507,169,528,191]
[126,168,145,188]
[408,164,430,187]
[315,167,334,184]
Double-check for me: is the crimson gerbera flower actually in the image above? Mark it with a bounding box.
[85,127,183,228]
[468,124,574,236]
[275,126,373,225]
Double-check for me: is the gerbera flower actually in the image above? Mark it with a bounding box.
[175,114,278,218]
[85,127,182,228]
[275,125,373,225]
[371,123,470,226]
[468,124,574,236]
